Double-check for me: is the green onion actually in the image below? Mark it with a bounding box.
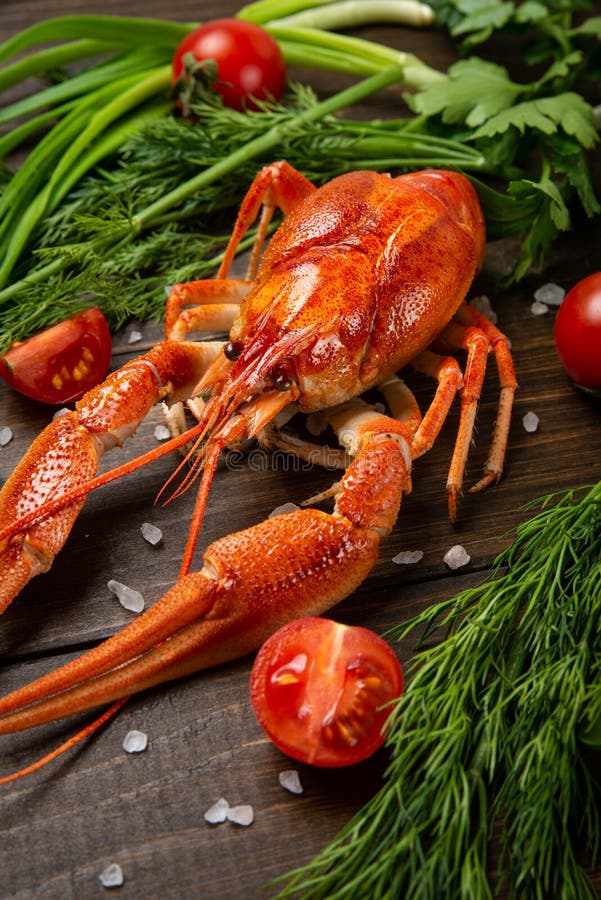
[0,66,172,289]
[0,46,170,127]
[0,15,192,64]
[0,40,127,93]
[238,0,336,21]
[267,0,434,29]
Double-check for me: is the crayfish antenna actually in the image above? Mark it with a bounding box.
[166,385,299,576]
[155,396,226,505]
[178,438,224,578]
[0,698,127,785]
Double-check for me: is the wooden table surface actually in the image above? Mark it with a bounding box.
[1,1,600,897]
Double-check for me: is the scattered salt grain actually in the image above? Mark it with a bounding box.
[128,329,142,344]
[123,730,148,753]
[154,424,170,441]
[0,426,13,446]
[141,522,163,546]
[227,804,254,826]
[107,579,145,613]
[392,549,424,566]
[99,863,124,888]
[279,770,303,795]
[534,282,565,306]
[530,300,548,316]
[204,798,230,824]
[443,545,471,570]
[522,411,540,433]
[269,502,300,518]
[470,294,497,324]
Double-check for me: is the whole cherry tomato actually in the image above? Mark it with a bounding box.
[250,617,404,768]
[171,18,286,111]
[0,307,112,405]
[554,272,601,392]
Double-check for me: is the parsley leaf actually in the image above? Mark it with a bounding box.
[508,177,569,281]
[450,0,515,45]
[408,58,522,127]
[472,92,598,147]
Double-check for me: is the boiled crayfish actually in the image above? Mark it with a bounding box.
[0,163,516,751]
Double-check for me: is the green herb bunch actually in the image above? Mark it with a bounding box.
[276,482,601,899]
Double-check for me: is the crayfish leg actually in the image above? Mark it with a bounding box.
[438,303,517,520]
[217,161,316,281]
[407,350,463,460]
[165,278,250,341]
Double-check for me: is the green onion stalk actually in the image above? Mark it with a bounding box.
[275,482,601,899]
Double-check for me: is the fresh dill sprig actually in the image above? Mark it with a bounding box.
[275,483,601,899]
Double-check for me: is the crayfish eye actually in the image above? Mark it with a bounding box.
[224,340,244,362]
[272,361,293,392]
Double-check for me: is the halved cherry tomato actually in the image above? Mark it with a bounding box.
[554,272,601,393]
[171,18,286,111]
[0,307,112,405]
[250,617,403,768]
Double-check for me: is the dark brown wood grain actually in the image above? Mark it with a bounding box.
[0,1,600,897]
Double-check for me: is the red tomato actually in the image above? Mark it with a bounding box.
[250,618,403,768]
[554,272,601,392]
[171,18,286,111]
[0,307,112,405]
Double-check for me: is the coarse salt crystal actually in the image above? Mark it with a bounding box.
[534,282,565,306]
[392,549,424,565]
[52,407,70,419]
[279,770,303,795]
[154,424,170,441]
[107,579,145,614]
[522,411,540,433]
[141,522,163,545]
[443,545,471,570]
[530,300,548,316]
[99,863,124,888]
[0,426,13,446]
[227,804,254,826]
[128,330,142,344]
[204,798,229,824]
[470,295,497,324]
[123,730,148,753]
[269,502,300,518]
